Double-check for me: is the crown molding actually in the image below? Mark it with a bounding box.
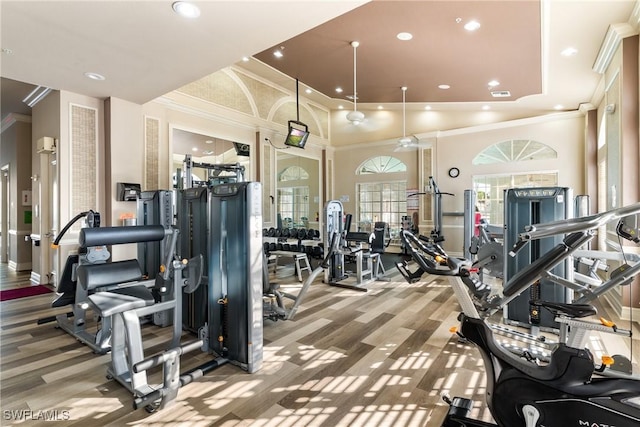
[593,23,638,74]
[1,113,32,134]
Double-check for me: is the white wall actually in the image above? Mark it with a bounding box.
[332,112,585,255]
[106,97,144,261]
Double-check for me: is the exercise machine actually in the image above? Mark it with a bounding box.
[82,224,213,412]
[263,231,340,321]
[38,211,165,354]
[137,189,174,327]
[323,201,384,291]
[464,189,504,280]
[176,186,209,333]
[181,154,245,188]
[438,203,640,427]
[503,187,573,331]
[46,209,102,308]
[427,176,454,243]
[206,181,263,373]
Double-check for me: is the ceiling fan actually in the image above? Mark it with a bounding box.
[394,86,425,151]
[346,41,365,125]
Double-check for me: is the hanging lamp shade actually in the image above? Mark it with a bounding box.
[346,41,365,125]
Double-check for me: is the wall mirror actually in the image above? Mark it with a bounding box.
[275,150,320,230]
[171,128,251,188]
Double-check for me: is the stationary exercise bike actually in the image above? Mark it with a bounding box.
[432,204,640,426]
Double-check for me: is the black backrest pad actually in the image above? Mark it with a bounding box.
[79,225,166,248]
[77,259,143,290]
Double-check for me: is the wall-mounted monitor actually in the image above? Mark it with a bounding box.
[233,142,250,157]
[283,120,309,149]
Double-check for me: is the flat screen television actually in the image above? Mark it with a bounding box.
[233,142,250,157]
[283,121,309,149]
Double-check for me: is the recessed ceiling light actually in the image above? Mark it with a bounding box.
[338,105,344,110]
[425,105,432,110]
[335,87,343,93]
[205,140,213,144]
[488,80,500,87]
[377,105,383,110]
[438,84,450,90]
[482,105,490,110]
[561,47,578,57]
[305,88,312,94]
[241,56,250,62]
[172,1,200,18]
[192,147,198,152]
[273,50,283,58]
[202,150,214,155]
[554,104,564,110]
[397,32,413,41]
[464,20,481,31]
[84,72,105,81]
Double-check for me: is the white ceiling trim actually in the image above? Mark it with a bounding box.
[593,23,638,73]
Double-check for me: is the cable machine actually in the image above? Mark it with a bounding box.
[182,154,245,188]
[503,187,573,332]
[207,182,263,372]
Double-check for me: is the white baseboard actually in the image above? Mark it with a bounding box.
[8,261,32,272]
[620,306,640,322]
[30,271,41,285]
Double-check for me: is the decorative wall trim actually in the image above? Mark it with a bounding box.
[334,111,584,152]
[144,116,160,190]
[593,23,638,73]
[69,103,97,226]
[7,260,32,271]
[1,113,31,134]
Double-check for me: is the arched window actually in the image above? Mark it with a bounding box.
[279,165,309,181]
[357,156,407,174]
[355,156,407,245]
[472,139,558,224]
[472,139,557,165]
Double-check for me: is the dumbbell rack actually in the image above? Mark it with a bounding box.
[263,227,322,281]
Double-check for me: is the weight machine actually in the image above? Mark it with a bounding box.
[181,154,245,189]
[323,200,386,291]
[440,202,640,427]
[137,190,174,327]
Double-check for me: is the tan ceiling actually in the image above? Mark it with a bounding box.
[254,0,542,105]
[1,0,638,129]
[0,0,367,108]
[246,0,638,113]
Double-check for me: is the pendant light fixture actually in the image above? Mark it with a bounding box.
[398,86,414,146]
[346,41,365,125]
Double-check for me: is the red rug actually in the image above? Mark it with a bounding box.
[0,285,53,301]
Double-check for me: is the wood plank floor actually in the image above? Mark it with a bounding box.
[1,260,637,427]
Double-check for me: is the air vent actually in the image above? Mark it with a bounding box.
[491,90,511,98]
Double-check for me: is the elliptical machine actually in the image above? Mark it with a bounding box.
[432,204,640,427]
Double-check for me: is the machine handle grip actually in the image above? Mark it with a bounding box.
[508,239,529,257]
[133,340,203,373]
